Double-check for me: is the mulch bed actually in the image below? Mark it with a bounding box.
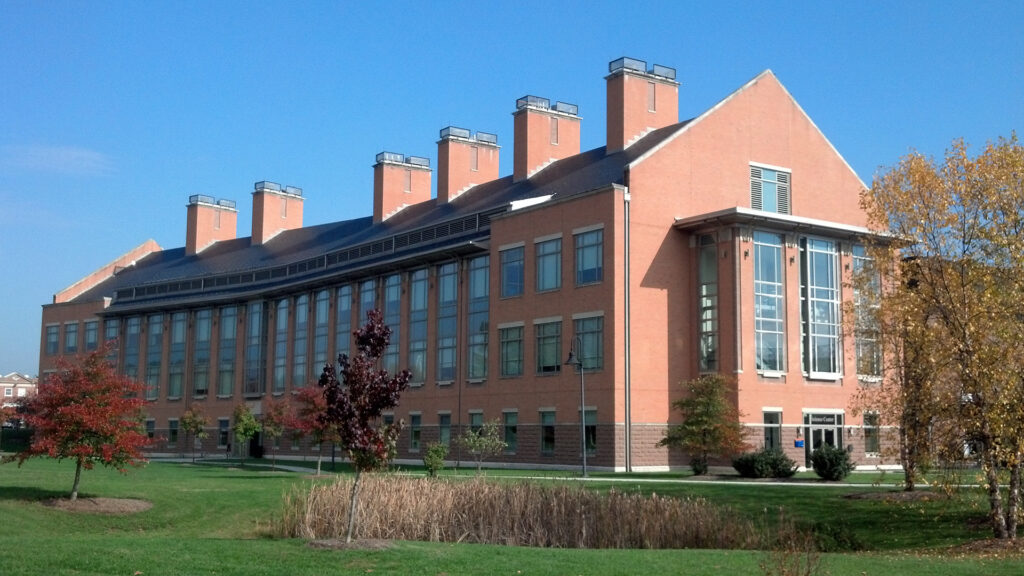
[308,539,393,551]
[42,497,152,514]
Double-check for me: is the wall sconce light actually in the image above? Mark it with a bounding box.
[789,255,795,264]
[795,428,802,439]
[743,249,749,258]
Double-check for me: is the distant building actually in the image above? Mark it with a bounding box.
[39,58,888,470]
[1,372,36,421]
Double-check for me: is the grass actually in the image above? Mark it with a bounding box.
[0,458,1021,575]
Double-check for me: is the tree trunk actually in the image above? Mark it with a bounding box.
[346,469,362,543]
[316,443,323,476]
[984,446,1009,539]
[70,458,83,501]
[1007,460,1020,540]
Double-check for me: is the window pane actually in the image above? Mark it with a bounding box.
[536,239,561,292]
[500,247,524,298]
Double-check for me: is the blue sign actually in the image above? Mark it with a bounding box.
[794,439,805,448]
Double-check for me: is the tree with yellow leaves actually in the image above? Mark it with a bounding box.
[861,134,1024,540]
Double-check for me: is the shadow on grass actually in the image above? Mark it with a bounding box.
[0,485,74,502]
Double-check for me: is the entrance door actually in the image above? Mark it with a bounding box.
[803,413,844,466]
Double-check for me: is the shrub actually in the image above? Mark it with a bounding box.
[810,444,854,481]
[423,442,448,477]
[734,448,798,479]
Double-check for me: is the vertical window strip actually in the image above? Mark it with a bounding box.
[574,316,603,371]
[853,245,882,378]
[168,312,186,398]
[244,302,266,395]
[408,269,428,383]
[64,323,79,354]
[218,306,237,396]
[104,319,119,366]
[540,410,556,454]
[45,325,59,355]
[313,290,330,373]
[763,411,781,449]
[800,238,841,378]
[124,316,141,379]
[335,285,352,358]
[535,321,562,374]
[193,310,211,396]
[436,263,457,381]
[698,235,719,372]
[383,275,401,374]
[145,314,162,400]
[467,256,489,380]
[536,239,562,292]
[359,279,376,325]
[499,326,523,377]
[753,232,784,372]
[504,412,518,452]
[273,300,288,393]
[292,295,308,388]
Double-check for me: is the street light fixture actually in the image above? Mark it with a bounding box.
[564,335,587,478]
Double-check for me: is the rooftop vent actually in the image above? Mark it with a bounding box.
[609,57,646,74]
[648,63,677,80]
[552,101,579,115]
[189,194,216,206]
[440,126,472,140]
[476,131,498,145]
[516,95,550,110]
[254,180,282,192]
[216,198,237,209]
[375,151,430,167]
[283,186,303,197]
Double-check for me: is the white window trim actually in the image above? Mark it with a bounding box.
[750,161,791,173]
[571,310,604,320]
[572,223,605,235]
[497,321,525,329]
[533,232,563,244]
[498,241,525,251]
[533,316,563,325]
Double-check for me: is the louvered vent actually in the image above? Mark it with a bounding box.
[750,166,763,211]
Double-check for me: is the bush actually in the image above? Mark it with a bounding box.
[733,448,798,479]
[810,444,854,481]
[423,442,448,477]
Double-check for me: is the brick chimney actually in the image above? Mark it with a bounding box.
[186,195,237,255]
[251,181,303,245]
[606,57,679,154]
[373,152,432,224]
[512,96,580,182]
[437,126,500,203]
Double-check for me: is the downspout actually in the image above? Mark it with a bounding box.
[623,182,632,472]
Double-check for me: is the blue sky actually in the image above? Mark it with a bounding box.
[1,1,1021,375]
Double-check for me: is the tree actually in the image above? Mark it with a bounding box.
[261,395,290,470]
[2,345,151,500]
[423,442,449,477]
[320,309,410,543]
[658,374,747,475]
[862,134,1024,539]
[180,405,209,463]
[231,404,261,467]
[457,419,506,473]
[289,386,338,475]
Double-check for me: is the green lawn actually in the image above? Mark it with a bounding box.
[0,458,1020,575]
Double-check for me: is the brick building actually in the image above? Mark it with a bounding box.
[39,58,887,471]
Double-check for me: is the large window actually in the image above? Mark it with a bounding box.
[536,238,561,292]
[45,325,59,356]
[535,321,561,374]
[273,299,288,393]
[335,285,352,358]
[800,238,841,378]
[64,322,78,354]
[408,270,428,383]
[383,275,401,374]
[436,263,457,382]
[193,310,211,396]
[853,245,881,379]
[168,312,186,399]
[574,315,603,371]
[754,232,784,372]
[409,413,421,452]
[145,314,162,400]
[438,413,451,446]
[499,325,523,377]
[583,409,597,454]
[575,228,603,285]
[84,320,99,352]
[218,306,237,397]
[750,165,791,214]
[104,319,119,366]
[313,290,330,374]
[540,410,556,454]
[244,302,266,395]
[500,246,524,298]
[292,295,309,388]
[359,279,376,325]
[467,256,489,380]
[217,418,229,447]
[124,316,141,379]
[698,234,718,372]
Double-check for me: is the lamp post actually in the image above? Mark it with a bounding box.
[564,335,587,478]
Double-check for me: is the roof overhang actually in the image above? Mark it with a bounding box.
[673,207,888,243]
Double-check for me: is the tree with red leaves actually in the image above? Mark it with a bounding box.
[320,309,410,542]
[289,386,338,476]
[261,395,290,471]
[4,344,152,500]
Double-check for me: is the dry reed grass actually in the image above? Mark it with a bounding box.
[277,474,761,549]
